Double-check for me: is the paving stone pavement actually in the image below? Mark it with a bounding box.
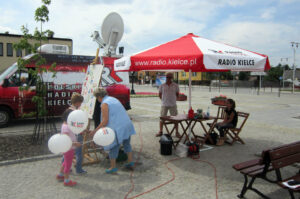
[1,85,300,199]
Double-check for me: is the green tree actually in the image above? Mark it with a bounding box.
[13,0,56,118]
[221,71,233,80]
[205,71,234,80]
[282,64,290,70]
[265,64,284,82]
[238,72,250,80]
[205,72,219,80]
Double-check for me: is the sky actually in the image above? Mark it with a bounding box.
[1,0,300,67]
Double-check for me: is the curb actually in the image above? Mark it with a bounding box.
[0,154,61,166]
[0,148,104,167]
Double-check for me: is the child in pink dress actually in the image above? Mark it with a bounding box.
[56,109,81,186]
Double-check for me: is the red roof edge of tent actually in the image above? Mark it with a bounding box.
[264,56,271,71]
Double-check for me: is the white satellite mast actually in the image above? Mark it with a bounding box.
[91,31,106,48]
[91,12,124,57]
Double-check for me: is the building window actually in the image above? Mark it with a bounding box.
[0,43,3,56]
[16,49,22,57]
[182,72,186,77]
[7,43,13,56]
[192,72,197,77]
[25,48,31,55]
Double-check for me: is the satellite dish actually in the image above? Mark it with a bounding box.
[101,12,124,45]
[101,12,124,56]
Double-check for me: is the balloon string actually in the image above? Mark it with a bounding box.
[77,140,93,145]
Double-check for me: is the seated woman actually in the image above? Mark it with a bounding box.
[215,99,238,146]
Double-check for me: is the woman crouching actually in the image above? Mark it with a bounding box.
[91,88,136,173]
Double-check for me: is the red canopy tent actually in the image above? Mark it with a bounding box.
[115,33,270,72]
[114,33,270,108]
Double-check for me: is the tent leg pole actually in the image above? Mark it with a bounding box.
[189,69,192,110]
[188,69,192,142]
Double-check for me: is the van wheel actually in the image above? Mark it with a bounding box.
[0,107,12,128]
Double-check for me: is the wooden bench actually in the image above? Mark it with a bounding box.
[270,143,300,198]
[233,141,300,199]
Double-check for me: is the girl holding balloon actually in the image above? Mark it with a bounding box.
[56,109,81,186]
[69,92,87,174]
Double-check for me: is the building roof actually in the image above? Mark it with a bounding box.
[0,33,72,42]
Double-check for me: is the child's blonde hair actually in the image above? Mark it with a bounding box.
[70,92,84,105]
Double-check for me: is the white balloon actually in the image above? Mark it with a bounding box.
[93,127,116,146]
[67,110,88,135]
[48,134,72,154]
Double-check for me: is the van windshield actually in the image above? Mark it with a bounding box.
[0,63,18,82]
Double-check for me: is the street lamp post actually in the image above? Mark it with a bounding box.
[291,42,299,93]
[280,57,289,88]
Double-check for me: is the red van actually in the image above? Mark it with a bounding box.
[0,53,131,127]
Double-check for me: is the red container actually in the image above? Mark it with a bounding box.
[188,107,195,119]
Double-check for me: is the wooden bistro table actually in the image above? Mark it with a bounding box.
[189,116,218,146]
[160,114,218,149]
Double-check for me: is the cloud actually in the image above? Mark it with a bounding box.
[44,0,209,55]
[0,8,18,25]
[44,0,249,56]
[279,0,298,4]
[211,21,300,66]
[81,0,133,4]
[2,0,249,55]
[2,0,299,68]
[260,7,276,20]
[0,26,18,34]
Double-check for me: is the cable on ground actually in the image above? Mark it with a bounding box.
[124,121,218,199]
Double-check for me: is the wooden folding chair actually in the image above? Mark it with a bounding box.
[225,111,249,145]
[216,106,226,120]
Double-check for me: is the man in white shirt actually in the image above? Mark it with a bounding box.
[156,73,179,137]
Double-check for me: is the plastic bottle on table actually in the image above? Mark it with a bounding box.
[206,106,210,117]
